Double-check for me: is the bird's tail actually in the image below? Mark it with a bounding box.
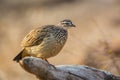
[13,50,24,62]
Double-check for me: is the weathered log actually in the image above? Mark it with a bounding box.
[19,57,120,80]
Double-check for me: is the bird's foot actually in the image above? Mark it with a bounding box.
[44,59,56,69]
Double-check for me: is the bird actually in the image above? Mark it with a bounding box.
[13,19,76,63]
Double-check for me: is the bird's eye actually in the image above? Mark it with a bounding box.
[65,23,70,25]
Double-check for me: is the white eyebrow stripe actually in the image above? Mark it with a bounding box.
[62,22,71,24]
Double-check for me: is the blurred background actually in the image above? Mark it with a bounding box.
[0,0,120,80]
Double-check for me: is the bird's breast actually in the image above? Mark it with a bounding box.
[39,32,67,56]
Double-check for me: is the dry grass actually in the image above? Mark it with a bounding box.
[83,40,120,75]
[0,0,120,79]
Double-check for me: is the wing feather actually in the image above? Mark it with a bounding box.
[21,27,48,47]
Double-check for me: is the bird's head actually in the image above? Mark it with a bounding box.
[58,19,76,29]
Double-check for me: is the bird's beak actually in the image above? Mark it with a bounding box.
[71,24,76,27]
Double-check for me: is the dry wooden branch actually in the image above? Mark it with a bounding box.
[19,57,120,80]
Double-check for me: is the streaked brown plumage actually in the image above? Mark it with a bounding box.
[13,19,75,62]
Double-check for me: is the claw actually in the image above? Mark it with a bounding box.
[44,59,56,69]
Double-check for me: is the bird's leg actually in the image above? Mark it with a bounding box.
[44,59,56,69]
[44,59,49,63]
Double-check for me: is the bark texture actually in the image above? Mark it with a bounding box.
[19,57,120,80]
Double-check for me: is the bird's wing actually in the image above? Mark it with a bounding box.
[21,26,50,47]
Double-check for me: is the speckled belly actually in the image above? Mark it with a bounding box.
[25,37,65,59]
[39,41,63,58]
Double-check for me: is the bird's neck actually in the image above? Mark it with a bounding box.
[57,24,68,30]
